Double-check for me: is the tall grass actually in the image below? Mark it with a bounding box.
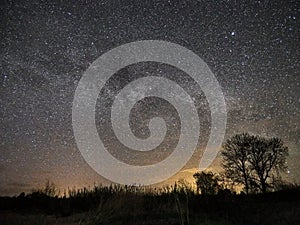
[0,182,299,225]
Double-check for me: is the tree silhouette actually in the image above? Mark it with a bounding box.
[193,171,220,195]
[221,133,289,194]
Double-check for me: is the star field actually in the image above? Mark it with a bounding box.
[0,0,299,195]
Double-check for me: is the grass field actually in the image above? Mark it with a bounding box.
[1,184,300,225]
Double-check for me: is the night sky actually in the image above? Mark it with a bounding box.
[1,0,299,196]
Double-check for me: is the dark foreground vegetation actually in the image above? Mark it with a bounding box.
[1,182,300,225]
[1,133,296,224]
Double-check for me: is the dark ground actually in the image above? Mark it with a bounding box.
[1,186,300,225]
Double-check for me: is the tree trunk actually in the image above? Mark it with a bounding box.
[260,177,267,194]
[261,181,267,193]
[243,170,249,195]
[245,179,249,195]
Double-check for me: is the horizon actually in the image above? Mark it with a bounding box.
[1,0,299,197]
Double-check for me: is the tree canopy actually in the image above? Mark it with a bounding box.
[221,133,288,194]
[193,171,220,195]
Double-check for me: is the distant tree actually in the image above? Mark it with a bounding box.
[17,192,25,198]
[193,171,220,195]
[221,133,288,194]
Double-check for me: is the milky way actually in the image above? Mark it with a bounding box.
[1,0,299,195]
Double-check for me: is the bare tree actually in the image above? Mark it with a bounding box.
[248,137,288,193]
[221,133,288,194]
[221,133,253,194]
